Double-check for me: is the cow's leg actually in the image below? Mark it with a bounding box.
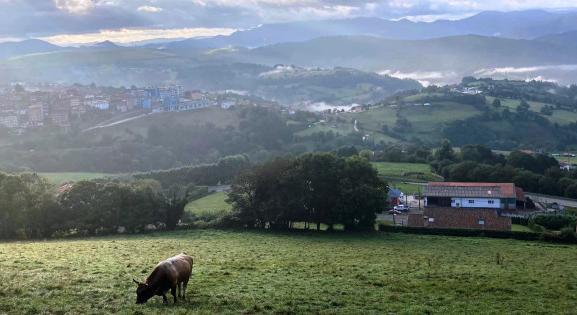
[182,279,189,301]
[162,293,169,305]
[171,286,178,304]
[177,282,181,298]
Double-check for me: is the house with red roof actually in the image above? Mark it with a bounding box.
[408,182,526,231]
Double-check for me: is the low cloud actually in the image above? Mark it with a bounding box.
[40,27,236,45]
[379,69,459,86]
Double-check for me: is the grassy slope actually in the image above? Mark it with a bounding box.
[341,102,481,143]
[372,162,442,182]
[185,192,232,218]
[486,96,577,126]
[1,230,576,314]
[86,108,240,140]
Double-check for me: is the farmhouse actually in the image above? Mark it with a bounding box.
[408,182,525,231]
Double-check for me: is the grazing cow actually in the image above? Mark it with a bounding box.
[133,253,193,304]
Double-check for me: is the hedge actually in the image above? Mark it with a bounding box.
[377,225,577,244]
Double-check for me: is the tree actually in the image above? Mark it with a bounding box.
[435,139,456,161]
[358,150,374,161]
[227,153,388,231]
[162,186,192,230]
[492,98,502,108]
[337,157,388,230]
[517,100,530,114]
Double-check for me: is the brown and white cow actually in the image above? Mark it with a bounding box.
[133,253,193,304]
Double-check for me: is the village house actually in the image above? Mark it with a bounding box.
[408,182,526,231]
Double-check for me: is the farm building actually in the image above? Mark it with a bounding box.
[388,188,404,206]
[408,182,526,231]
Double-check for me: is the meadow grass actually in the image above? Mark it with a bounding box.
[555,156,577,164]
[1,229,577,314]
[371,162,442,182]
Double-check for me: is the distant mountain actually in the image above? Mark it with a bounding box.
[4,32,577,88]
[160,10,577,50]
[236,34,577,73]
[0,39,63,60]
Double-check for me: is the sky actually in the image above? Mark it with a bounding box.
[1,0,577,45]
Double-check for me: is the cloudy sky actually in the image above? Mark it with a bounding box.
[1,0,577,44]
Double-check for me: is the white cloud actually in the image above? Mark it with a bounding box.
[39,27,237,45]
[53,0,94,14]
[137,5,162,13]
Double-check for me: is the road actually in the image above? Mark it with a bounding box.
[82,112,152,132]
[525,193,577,208]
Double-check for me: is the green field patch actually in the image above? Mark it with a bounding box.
[389,181,425,195]
[1,230,577,314]
[548,109,577,126]
[372,162,442,182]
[185,192,232,221]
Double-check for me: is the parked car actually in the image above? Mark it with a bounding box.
[393,204,410,212]
[388,209,402,215]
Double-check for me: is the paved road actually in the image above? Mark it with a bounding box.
[526,193,577,208]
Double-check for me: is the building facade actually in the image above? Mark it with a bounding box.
[408,182,523,231]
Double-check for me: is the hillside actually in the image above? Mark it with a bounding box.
[240,35,577,74]
[0,49,419,105]
[1,229,576,314]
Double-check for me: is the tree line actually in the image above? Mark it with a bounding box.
[0,173,196,240]
[227,153,388,231]
[432,142,577,198]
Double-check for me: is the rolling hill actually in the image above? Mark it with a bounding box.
[239,35,577,73]
[0,39,64,60]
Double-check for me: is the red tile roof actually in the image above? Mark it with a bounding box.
[424,182,517,199]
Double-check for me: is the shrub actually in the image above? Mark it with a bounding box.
[532,214,576,231]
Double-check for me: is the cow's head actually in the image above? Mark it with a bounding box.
[133,279,154,304]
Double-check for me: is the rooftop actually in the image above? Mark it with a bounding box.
[424,182,518,199]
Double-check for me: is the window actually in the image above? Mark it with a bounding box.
[478,219,485,225]
[468,200,475,204]
[428,218,435,223]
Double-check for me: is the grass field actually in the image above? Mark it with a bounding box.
[555,156,577,164]
[372,162,442,182]
[39,172,114,185]
[185,192,232,220]
[389,182,424,195]
[1,229,577,314]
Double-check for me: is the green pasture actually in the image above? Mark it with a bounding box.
[1,230,577,314]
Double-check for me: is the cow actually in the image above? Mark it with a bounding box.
[133,253,193,304]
